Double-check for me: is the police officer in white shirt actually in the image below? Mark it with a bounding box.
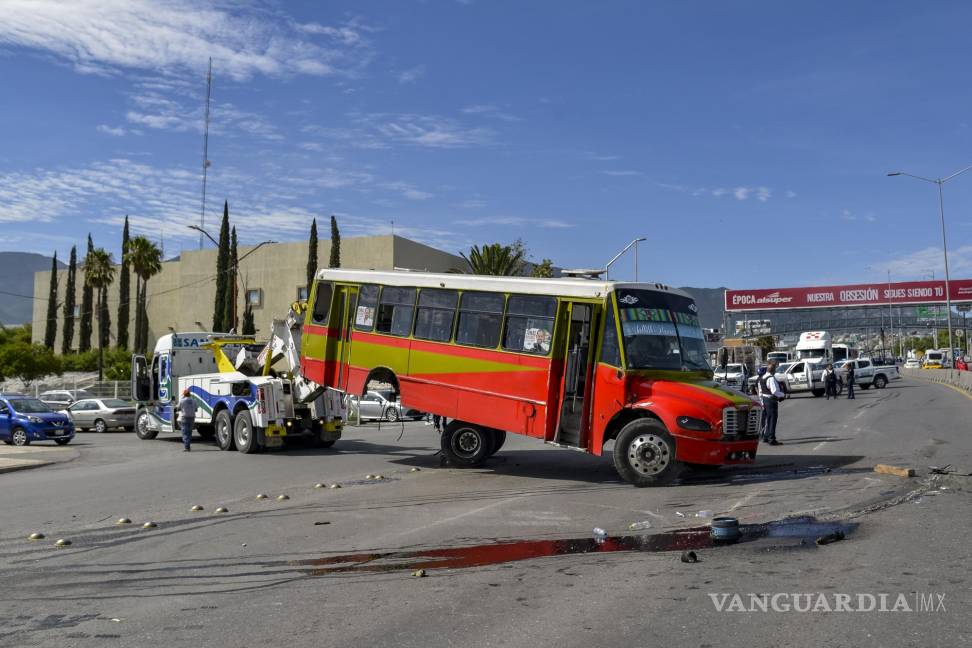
[758,360,785,445]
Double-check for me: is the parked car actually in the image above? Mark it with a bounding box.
[0,394,75,446]
[903,358,921,369]
[39,389,96,408]
[713,363,747,391]
[66,398,137,432]
[348,390,425,422]
[834,358,901,390]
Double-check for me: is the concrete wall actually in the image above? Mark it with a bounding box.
[33,235,465,351]
[901,367,972,393]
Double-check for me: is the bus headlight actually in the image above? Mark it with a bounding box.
[676,416,712,432]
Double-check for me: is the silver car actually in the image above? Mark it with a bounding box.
[67,398,137,432]
[39,389,96,409]
[351,390,425,422]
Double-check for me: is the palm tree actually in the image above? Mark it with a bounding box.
[459,243,526,276]
[125,236,163,354]
[84,248,116,380]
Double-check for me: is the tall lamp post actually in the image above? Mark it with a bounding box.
[888,164,972,364]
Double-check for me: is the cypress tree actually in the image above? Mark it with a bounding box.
[212,201,230,332]
[61,245,77,354]
[117,216,131,349]
[78,234,94,352]
[328,215,341,268]
[306,218,318,296]
[223,227,238,332]
[43,252,59,348]
[241,304,256,335]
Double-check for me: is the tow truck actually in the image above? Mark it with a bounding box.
[131,303,345,453]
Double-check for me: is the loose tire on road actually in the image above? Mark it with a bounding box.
[55,438,71,445]
[233,410,258,454]
[215,410,235,451]
[874,375,888,389]
[94,419,107,434]
[488,430,506,456]
[612,418,680,487]
[11,427,29,447]
[135,411,158,440]
[441,420,493,467]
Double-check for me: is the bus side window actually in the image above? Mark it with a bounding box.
[376,287,416,337]
[600,303,622,367]
[355,285,379,331]
[456,292,504,348]
[312,282,334,323]
[414,289,458,342]
[502,295,557,355]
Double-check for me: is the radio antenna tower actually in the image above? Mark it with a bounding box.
[198,57,213,250]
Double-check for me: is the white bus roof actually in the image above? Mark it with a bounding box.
[314,268,691,301]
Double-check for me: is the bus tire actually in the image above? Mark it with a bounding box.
[613,418,680,487]
[441,421,493,467]
[489,430,507,456]
[215,409,235,451]
[234,410,258,454]
[135,411,158,440]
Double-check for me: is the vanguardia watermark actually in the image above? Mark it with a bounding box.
[709,592,947,613]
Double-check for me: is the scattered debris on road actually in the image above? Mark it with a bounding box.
[28,532,45,540]
[54,538,71,547]
[115,517,132,525]
[815,530,846,545]
[874,464,915,478]
[191,504,204,511]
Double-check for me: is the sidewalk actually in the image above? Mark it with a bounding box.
[0,444,79,474]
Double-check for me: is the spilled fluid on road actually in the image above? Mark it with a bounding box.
[297,515,856,576]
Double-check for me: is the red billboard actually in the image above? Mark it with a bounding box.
[725,279,972,312]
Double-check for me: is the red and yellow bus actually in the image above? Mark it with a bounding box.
[300,270,761,486]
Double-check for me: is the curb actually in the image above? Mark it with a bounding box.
[0,459,56,475]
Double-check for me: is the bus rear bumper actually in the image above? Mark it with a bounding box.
[675,436,759,466]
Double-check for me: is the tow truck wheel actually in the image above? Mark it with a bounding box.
[135,411,158,440]
[613,418,680,487]
[233,410,258,454]
[441,421,493,467]
[215,410,235,451]
[488,430,506,456]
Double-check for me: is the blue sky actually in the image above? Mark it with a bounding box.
[3,1,972,289]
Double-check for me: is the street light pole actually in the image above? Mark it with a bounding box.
[888,163,972,365]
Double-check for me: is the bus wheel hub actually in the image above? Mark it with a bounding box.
[456,430,480,454]
[628,434,669,475]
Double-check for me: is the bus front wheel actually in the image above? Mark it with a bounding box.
[613,418,680,487]
[441,421,493,467]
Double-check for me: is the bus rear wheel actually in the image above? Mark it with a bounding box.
[441,421,493,467]
[613,418,680,487]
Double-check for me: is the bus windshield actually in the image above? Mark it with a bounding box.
[614,288,710,371]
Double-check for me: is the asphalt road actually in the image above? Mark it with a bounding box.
[1,378,970,647]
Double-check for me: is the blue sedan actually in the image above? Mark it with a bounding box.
[0,394,75,446]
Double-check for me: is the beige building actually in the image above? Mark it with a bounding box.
[33,235,466,351]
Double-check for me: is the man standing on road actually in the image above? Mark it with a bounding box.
[758,360,785,446]
[822,363,838,400]
[844,361,856,400]
[178,388,198,452]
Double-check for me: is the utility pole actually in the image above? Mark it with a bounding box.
[199,57,213,250]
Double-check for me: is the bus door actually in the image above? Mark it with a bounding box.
[556,302,600,447]
[335,285,358,391]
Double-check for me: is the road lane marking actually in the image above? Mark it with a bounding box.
[392,497,522,539]
[812,442,828,452]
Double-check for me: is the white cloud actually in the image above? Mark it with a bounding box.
[601,170,642,177]
[455,216,573,229]
[397,65,426,84]
[756,187,771,202]
[659,182,774,202]
[383,181,433,200]
[299,142,324,152]
[307,113,496,149]
[97,124,128,136]
[732,187,751,201]
[456,199,487,209]
[786,190,798,198]
[460,104,521,122]
[884,245,972,279]
[0,0,373,80]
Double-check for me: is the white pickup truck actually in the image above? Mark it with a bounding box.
[835,358,900,390]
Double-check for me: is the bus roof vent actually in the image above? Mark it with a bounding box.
[561,268,607,280]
